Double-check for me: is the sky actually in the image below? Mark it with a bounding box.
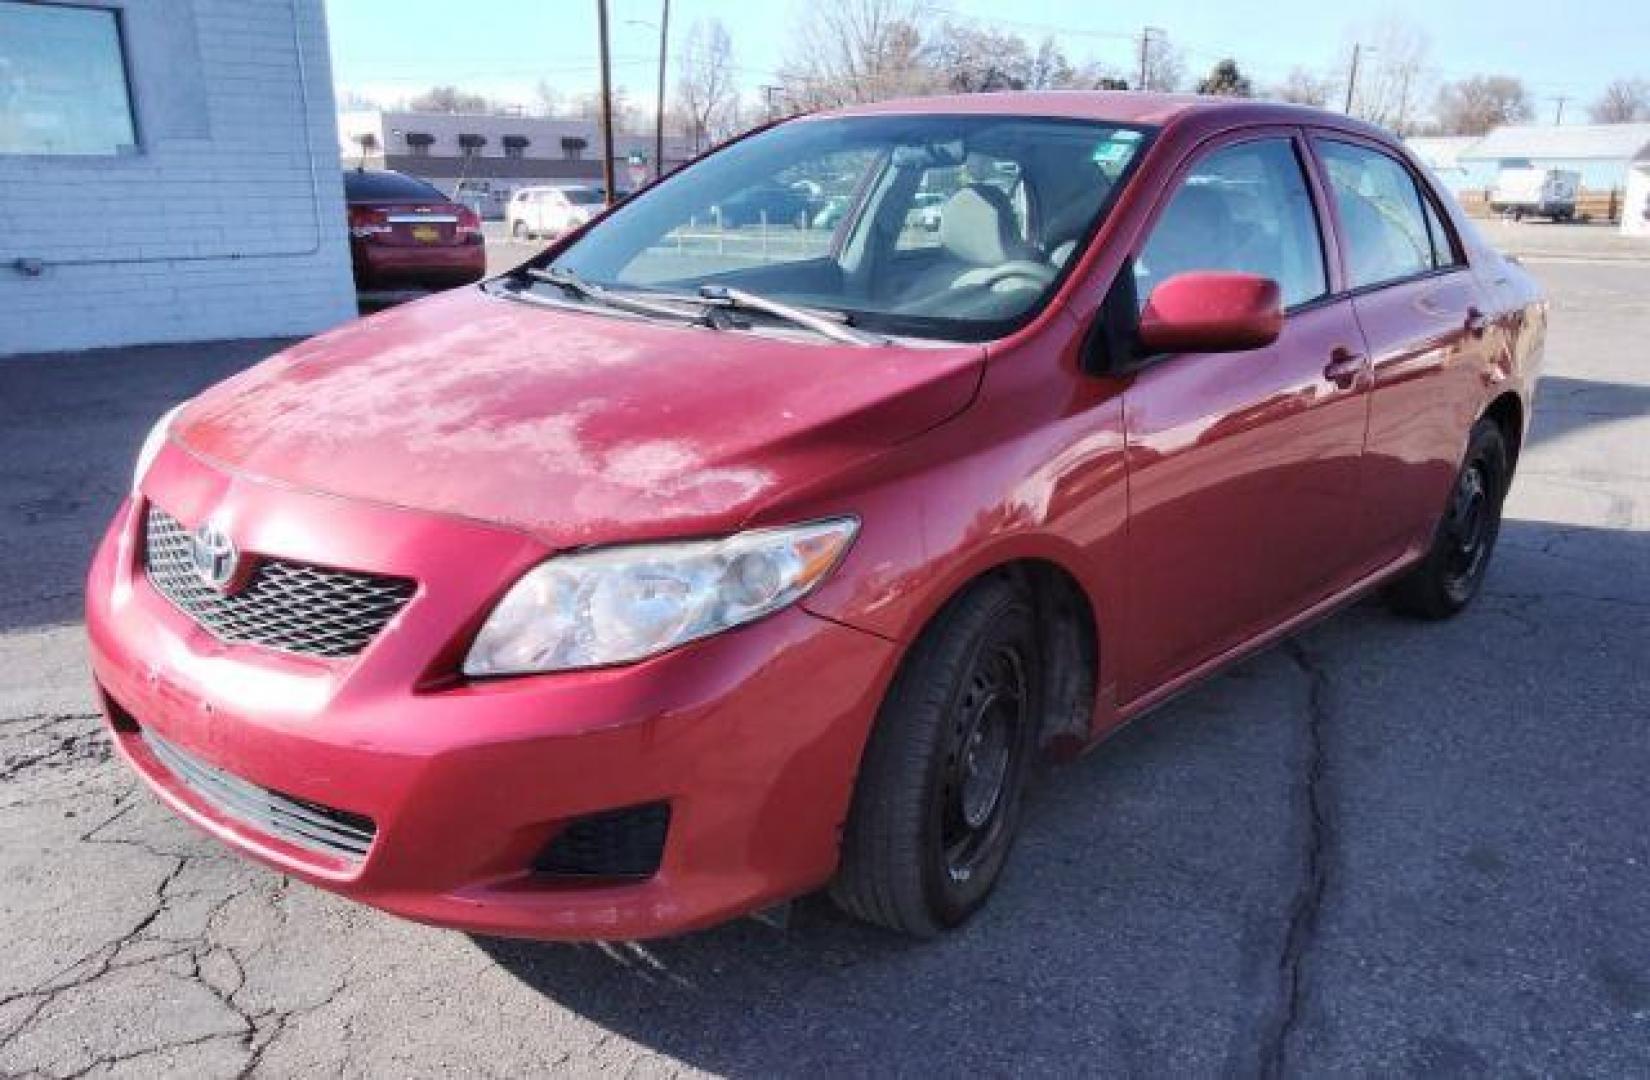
[325,0,1649,122]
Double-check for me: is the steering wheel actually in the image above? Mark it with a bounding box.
[955,260,1059,293]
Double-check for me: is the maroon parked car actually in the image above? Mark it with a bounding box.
[343,169,485,291]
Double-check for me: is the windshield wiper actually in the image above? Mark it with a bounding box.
[696,285,888,347]
[527,266,709,325]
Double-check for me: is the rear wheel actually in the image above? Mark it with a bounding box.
[1385,418,1510,619]
[831,577,1041,937]
[512,219,530,241]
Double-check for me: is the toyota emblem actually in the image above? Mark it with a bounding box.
[189,522,240,592]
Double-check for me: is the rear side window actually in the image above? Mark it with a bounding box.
[342,171,445,202]
[1421,194,1462,268]
[1136,137,1328,310]
[1314,140,1434,289]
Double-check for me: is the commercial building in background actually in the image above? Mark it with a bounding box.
[1408,123,1650,232]
[337,111,693,218]
[1456,123,1650,193]
[1405,135,1481,194]
[0,0,356,356]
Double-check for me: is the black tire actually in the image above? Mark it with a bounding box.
[1385,418,1510,619]
[512,220,530,241]
[831,577,1041,937]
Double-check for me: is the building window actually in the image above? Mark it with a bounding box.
[403,132,434,157]
[0,1,139,156]
[503,135,529,160]
[457,133,486,158]
[561,136,587,161]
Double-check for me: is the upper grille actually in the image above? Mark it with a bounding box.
[143,505,415,659]
[142,728,376,863]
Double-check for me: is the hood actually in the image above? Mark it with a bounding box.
[174,287,983,546]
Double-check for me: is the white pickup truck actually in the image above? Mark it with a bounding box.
[1490,167,1581,221]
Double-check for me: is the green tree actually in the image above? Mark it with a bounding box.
[1197,59,1254,98]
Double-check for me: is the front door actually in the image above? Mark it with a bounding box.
[1118,132,1372,702]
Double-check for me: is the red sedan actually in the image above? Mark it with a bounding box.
[343,169,485,291]
[89,94,1545,940]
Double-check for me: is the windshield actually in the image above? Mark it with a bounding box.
[538,115,1151,341]
[563,187,604,205]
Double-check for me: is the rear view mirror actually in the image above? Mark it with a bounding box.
[1137,272,1283,355]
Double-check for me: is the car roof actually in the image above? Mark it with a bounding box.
[809,91,1392,142]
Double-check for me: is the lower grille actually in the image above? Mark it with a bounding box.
[143,505,415,660]
[142,729,376,863]
[534,803,671,879]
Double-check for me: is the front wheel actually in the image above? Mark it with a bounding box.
[1385,418,1510,619]
[831,577,1041,937]
[512,219,530,241]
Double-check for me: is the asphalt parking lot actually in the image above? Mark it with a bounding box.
[2,248,1647,1076]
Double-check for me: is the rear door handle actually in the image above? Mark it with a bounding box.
[1323,347,1365,388]
[1465,307,1491,336]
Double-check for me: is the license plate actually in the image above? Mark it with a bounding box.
[411,225,440,242]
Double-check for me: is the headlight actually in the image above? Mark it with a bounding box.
[463,518,859,676]
[132,404,183,494]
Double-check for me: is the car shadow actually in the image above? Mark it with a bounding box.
[1523,374,1650,452]
[473,519,1650,1075]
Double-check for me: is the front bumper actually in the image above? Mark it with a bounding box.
[87,444,897,940]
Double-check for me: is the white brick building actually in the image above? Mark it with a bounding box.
[0,0,356,356]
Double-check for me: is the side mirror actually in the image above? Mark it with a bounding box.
[1137,271,1284,355]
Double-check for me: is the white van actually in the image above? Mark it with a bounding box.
[1490,167,1581,222]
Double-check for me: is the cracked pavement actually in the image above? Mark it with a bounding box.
[2,256,1647,1077]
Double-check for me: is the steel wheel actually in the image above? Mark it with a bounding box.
[939,642,1029,883]
[831,577,1042,936]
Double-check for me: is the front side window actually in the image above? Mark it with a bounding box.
[1315,139,1434,289]
[0,1,138,156]
[1136,138,1328,310]
[542,115,1150,341]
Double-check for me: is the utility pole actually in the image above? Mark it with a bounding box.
[1137,27,1163,92]
[1343,43,1370,115]
[1551,95,1569,125]
[653,0,669,180]
[596,0,616,207]
[761,84,785,121]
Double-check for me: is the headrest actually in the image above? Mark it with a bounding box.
[940,184,1024,266]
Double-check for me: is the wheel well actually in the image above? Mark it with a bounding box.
[980,560,1099,757]
[1485,391,1524,473]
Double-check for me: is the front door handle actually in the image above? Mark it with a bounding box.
[1323,346,1365,388]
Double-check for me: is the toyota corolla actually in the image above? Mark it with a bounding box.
[87,93,1545,940]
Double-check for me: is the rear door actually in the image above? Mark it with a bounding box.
[1119,130,1373,702]
[1309,135,1491,562]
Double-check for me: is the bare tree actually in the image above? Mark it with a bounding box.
[1025,36,1081,90]
[1139,35,1185,93]
[533,79,560,119]
[1591,78,1650,123]
[1273,67,1334,107]
[1341,17,1433,133]
[407,85,491,114]
[1434,75,1534,135]
[927,23,1029,92]
[572,87,641,134]
[777,0,938,110]
[676,19,739,152]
